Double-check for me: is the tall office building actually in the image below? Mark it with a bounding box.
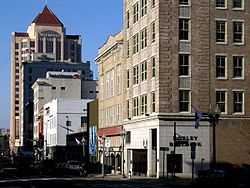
[120,0,250,177]
[10,6,83,151]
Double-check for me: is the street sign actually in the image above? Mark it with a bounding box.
[105,137,111,148]
[190,142,196,159]
[160,147,169,151]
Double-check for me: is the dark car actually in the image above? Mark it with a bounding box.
[65,161,87,176]
[195,163,240,187]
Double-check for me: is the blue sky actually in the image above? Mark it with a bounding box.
[0,0,123,128]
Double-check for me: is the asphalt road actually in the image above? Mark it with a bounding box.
[0,177,192,188]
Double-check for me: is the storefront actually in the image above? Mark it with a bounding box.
[123,117,211,178]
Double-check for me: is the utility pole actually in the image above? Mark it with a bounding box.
[172,122,176,177]
[102,136,106,178]
[122,130,125,178]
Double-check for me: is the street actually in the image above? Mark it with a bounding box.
[0,176,191,188]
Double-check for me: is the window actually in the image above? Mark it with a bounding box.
[179,0,189,5]
[133,97,139,116]
[133,65,139,85]
[151,22,156,43]
[233,0,243,9]
[179,54,189,76]
[15,43,19,49]
[140,27,148,49]
[133,33,139,54]
[179,90,190,112]
[216,55,226,78]
[233,56,244,78]
[140,95,148,115]
[46,37,53,53]
[141,61,147,81]
[127,41,130,58]
[126,11,130,28]
[216,91,227,113]
[133,2,139,23]
[126,131,131,144]
[152,57,156,77]
[152,0,155,7]
[52,86,56,90]
[233,21,244,44]
[141,0,147,17]
[216,20,226,43]
[216,0,226,8]
[127,70,130,88]
[179,19,189,40]
[127,100,130,118]
[61,87,66,90]
[233,91,244,113]
[152,92,156,113]
[30,41,35,48]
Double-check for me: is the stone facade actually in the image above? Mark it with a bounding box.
[96,32,124,174]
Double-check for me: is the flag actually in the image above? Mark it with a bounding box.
[192,105,203,129]
[195,111,203,129]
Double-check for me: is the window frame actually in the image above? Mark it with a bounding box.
[141,0,148,17]
[215,89,228,114]
[133,97,139,117]
[133,2,139,24]
[216,19,227,44]
[179,18,190,41]
[215,55,227,79]
[179,53,190,77]
[152,57,156,78]
[179,0,190,6]
[232,0,244,10]
[140,94,148,115]
[179,89,191,112]
[232,90,245,115]
[151,21,156,43]
[141,61,147,82]
[140,27,148,50]
[133,33,139,54]
[215,0,227,9]
[232,55,244,80]
[151,92,156,113]
[233,20,244,45]
[133,65,139,85]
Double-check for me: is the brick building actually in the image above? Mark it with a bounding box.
[97,0,250,178]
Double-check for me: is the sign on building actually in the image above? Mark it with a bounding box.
[89,126,97,156]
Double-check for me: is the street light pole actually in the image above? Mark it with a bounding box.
[212,118,216,165]
[122,129,125,178]
[102,136,106,178]
[208,109,220,167]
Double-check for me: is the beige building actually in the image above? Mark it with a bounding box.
[97,0,250,178]
[96,32,124,174]
[10,6,82,150]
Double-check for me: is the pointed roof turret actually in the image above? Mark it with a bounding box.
[32,5,63,27]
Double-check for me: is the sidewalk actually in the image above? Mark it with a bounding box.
[87,173,192,187]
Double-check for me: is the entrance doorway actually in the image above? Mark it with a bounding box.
[132,149,147,176]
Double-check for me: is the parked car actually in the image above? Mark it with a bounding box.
[65,161,87,176]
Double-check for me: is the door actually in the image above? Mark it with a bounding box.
[132,149,147,176]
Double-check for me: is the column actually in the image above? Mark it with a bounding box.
[147,129,153,177]
[43,37,46,53]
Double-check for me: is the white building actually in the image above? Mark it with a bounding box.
[32,71,81,142]
[43,98,92,158]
